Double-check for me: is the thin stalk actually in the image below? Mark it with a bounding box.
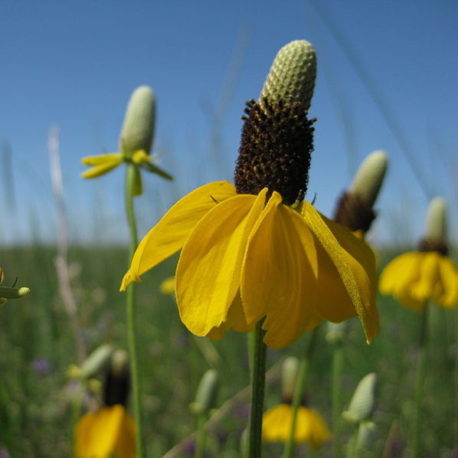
[411,303,429,457]
[125,163,145,457]
[332,341,344,458]
[283,326,320,458]
[194,414,207,458]
[347,424,359,458]
[248,321,267,458]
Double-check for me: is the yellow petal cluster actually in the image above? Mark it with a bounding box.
[379,251,458,310]
[262,404,331,449]
[121,181,378,348]
[75,405,136,458]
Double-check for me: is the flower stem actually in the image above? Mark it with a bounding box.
[194,414,207,458]
[332,341,344,457]
[125,163,146,458]
[283,326,320,458]
[248,321,267,458]
[412,303,429,457]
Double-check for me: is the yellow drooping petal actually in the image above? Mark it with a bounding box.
[75,405,135,458]
[262,404,330,449]
[160,276,176,295]
[302,202,379,343]
[81,158,123,179]
[81,153,123,165]
[379,252,421,297]
[437,257,458,307]
[411,252,440,302]
[121,181,236,290]
[176,190,267,336]
[242,193,321,348]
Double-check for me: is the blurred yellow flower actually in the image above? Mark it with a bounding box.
[379,251,458,310]
[121,181,378,349]
[75,405,136,458]
[262,404,330,450]
[160,276,176,295]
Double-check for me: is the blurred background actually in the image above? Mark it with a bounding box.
[1,0,457,247]
[1,1,457,456]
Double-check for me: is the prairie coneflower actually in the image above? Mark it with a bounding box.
[380,197,458,310]
[75,351,135,458]
[121,40,379,349]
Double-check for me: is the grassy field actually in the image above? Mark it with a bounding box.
[0,245,456,457]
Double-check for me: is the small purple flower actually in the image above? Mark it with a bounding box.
[182,439,195,456]
[30,357,52,376]
[0,449,11,458]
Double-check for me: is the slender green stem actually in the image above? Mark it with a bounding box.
[347,424,359,458]
[412,303,429,457]
[332,341,344,458]
[283,327,320,458]
[194,414,207,458]
[248,321,267,458]
[125,164,145,457]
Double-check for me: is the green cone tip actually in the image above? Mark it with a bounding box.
[281,356,299,398]
[356,421,377,450]
[119,85,156,156]
[349,150,388,207]
[111,349,129,375]
[424,197,447,242]
[190,369,219,415]
[343,372,378,423]
[260,40,317,112]
[325,321,347,344]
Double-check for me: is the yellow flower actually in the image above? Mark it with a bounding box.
[75,405,136,458]
[160,276,176,295]
[121,181,378,348]
[380,197,458,310]
[262,404,331,450]
[379,251,458,310]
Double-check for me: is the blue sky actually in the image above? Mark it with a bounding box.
[1,0,457,246]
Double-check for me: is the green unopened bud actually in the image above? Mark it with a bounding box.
[119,85,155,156]
[424,197,447,243]
[189,369,219,415]
[281,357,299,399]
[343,373,378,423]
[75,344,114,380]
[349,150,388,207]
[0,285,30,299]
[325,322,348,344]
[259,40,316,112]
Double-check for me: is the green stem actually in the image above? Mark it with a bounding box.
[347,424,359,458]
[248,321,267,458]
[332,341,344,458]
[125,164,145,458]
[283,327,320,458]
[412,303,429,457]
[194,414,207,458]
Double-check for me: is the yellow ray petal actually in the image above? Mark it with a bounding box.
[263,404,292,442]
[120,181,236,290]
[379,252,421,297]
[411,252,440,302]
[302,202,379,342]
[75,406,124,457]
[114,411,136,458]
[81,153,123,165]
[242,193,320,349]
[176,190,266,336]
[296,408,331,450]
[438,257,458,308]
[81,158,122,179]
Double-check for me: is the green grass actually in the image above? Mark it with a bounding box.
[0,245,457,457]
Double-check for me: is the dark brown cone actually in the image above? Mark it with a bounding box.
[333,192,376,233]
[234,98,314,205]
[418,238,448,256]
[103,367,130,407]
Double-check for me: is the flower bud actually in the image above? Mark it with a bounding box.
[189,369,219,415]
[325,321,347,344]
[119,85,156,156]
[281,357,299,399]
[72,344,114,380]
[349,151,388,208]
[356,421,377,450]
[343,372,378,423]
